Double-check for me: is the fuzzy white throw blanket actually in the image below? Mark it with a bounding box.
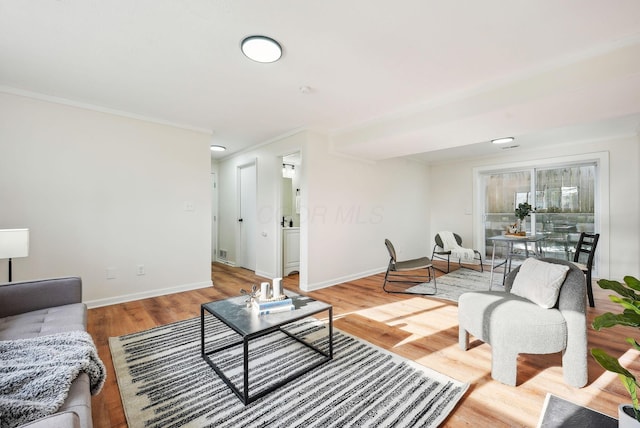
[0,331,106,428]
[439,231,475,261]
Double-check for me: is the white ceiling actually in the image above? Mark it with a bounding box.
[1,1,639,162]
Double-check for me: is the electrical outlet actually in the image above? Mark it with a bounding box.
[106,268,117,279]
[137,265,145,276]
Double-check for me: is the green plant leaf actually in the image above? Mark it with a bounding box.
[627,338,640,351]
[624,276,640,292]
[591,348,637,380]
[599,279,640,300]
[593,312,640,330]
[611,295,640,315]
[620,375,640,419]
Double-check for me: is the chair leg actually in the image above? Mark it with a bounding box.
[459,327,469,351]
[586,270,595,308]
[382,262,392,293]
[430,266,437,292]
[383,267,436,295]
[491,348,518,386]
[561,337,588,388]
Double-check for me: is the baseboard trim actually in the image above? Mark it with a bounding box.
[303,267,386,291]
[85,280,213,309]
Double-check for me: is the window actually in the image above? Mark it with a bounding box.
[535,164,596,260]
[481,162,597,263]
[483,170,531,244]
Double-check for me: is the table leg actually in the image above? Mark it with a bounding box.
[490,241,497,290]
[243,338,249,405]
[200,306,205,356]
[329,307,334,358]
[503,242,513,285]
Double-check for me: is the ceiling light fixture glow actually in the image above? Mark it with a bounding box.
[491,137,515,145]
[210,145,226,152]
[241,35,282,63]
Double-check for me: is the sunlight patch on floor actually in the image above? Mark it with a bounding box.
[391,333,428,348]
[350,297,460,348]
[355,297,447,323]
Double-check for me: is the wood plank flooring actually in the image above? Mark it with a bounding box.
[87,262,639,427]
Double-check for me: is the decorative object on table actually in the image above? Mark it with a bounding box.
[272,277,282,299]
[514,202,534,233]
[0,228,29,282]
[252,295,294,315]
[240,284,259,307]
[507,223,519,234]
[260,281,271,300]
[591,275,640,425]
[109,317,469,428]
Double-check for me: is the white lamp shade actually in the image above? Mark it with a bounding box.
[0,229,29,258]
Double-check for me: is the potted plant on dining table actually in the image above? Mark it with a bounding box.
[513,202,533,235]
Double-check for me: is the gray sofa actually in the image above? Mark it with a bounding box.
[0,277,93,428]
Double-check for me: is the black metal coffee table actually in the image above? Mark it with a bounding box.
[200,292,333,405]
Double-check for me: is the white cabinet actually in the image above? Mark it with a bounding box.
[283,227,300,276]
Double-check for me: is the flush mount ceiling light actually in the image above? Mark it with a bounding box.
[491,137,515,145]
[210,145,226,152]
[241,35,282,63]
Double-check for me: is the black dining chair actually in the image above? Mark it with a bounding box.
[572,232,600,307]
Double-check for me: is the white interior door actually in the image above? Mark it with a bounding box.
[239,163,257,270]
[211,172,217,262]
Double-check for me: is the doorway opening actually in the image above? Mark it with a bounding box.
[281,152,301,286]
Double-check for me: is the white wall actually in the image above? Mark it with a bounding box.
[305,134,430,289]
[429,135,640,280]
[216,131,431,290]
[0,93,212,305]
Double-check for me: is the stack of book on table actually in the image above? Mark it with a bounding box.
[252,297,294,315]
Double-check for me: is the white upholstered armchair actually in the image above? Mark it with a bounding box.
[458,258,587,387]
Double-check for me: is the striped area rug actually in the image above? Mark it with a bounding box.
[109,316,468,427]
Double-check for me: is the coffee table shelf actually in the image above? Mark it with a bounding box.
[200,292,333,405]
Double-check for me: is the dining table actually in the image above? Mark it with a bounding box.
[488,234,546,289]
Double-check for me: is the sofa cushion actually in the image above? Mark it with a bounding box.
[510,258,570,308]
[0,303,86,340]
[17,411,80,428]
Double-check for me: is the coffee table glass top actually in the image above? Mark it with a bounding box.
[202,291,332,337]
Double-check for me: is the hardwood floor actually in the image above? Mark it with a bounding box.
[88,262,639,427]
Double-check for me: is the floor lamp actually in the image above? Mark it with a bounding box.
[0,228,29,282]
